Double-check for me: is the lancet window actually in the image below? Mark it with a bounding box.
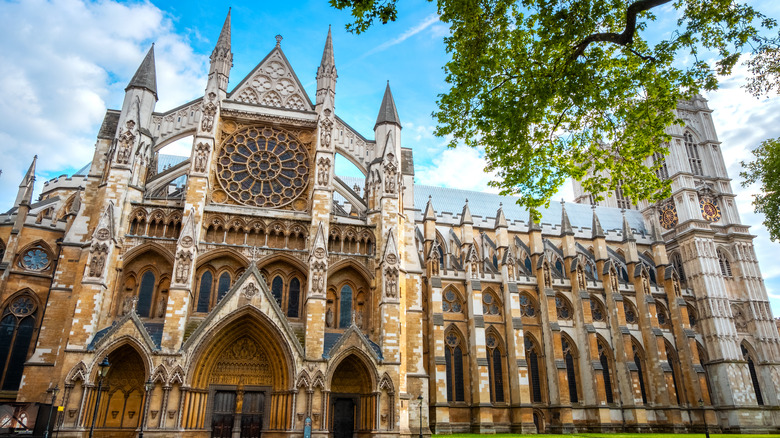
[485,332,505,403]
[442,288,463,314]
[0,294,37,391]
[685,131,703,175]
[633,342,648,403]
[518,293,538,318]
[718,249,733,277]
[624,299,638,324]
[598,340,615,404]
[590,298,606,323]
[525,335,544,403]
[196,269,234,313]
[742,344,764,405]
[482,290,501,316]
[562,335,579,403]
[444,329,466,402]
[555,294,573,321]
[270,274,303,318]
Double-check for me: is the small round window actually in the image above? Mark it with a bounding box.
[21,247,49,271]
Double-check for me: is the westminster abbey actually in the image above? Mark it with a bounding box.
[0,10,779,437]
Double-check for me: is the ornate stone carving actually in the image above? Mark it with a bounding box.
[610,267,619,292]
[157,295,167,318]
[325,306,334,328]
[201,92,217,132]
[384,153,398,193]
[543,262,552,288]
[243,282,258,298]
[174,251,193,284]
[88,243,109,278]
[577,265,586,289]
[319,110,333,149]
[193,142,210,173]
[385,267,398,299]
[116,120,136,165]
[317,157,331,186]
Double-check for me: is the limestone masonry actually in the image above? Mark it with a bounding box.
[1,10,779,437]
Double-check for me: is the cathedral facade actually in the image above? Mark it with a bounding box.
[1,11,779,437]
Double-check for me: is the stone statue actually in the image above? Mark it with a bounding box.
[325,307,333,328]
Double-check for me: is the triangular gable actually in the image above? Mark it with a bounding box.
[181,264,304,357]
[324,323,383,362]
[228,46,314,112]
[87,310,157,352]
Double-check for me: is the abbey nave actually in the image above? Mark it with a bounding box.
[0,10,779,437]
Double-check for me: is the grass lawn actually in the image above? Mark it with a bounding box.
[433,434,780,438]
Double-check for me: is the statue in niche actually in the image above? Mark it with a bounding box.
[386,269,398,298]
[175,252,191,284]
[201,93,217,132]
[319,111,333,148]
[157,295,167,318]
[642,274,650,294]
[325,307,334,328]
[193,143,210,173]
[317,157,331,186]
[121,295,134,316]
[543,263,552,288]
[88,244,108,277]
[356,307,364,328]
[611,270,619,292]
[674,279,681,296]
[116,120,136,165]
[384,154,397,193]
[577,266,586,289]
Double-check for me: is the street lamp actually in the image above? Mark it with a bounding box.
[139,378,153,438]
[417,394,424,438]
[89,357,110,438]
[699,398,710,438]
[43,385,59,438]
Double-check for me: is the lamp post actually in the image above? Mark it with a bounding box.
[43,385,59,438]
[139,379,153,438]
[699,399,710,438]
[417,394,424,438]
[89,357,110,438]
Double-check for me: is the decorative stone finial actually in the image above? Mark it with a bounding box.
[275,35,283,47]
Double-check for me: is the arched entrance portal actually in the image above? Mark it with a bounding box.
[86,344,148,433]
[188,312,293,438]
[329,354,375,438]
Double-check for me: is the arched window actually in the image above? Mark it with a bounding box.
[554,258,564,276]
[197,271,213,313]
[519,293,537,317]
[444,330,465,402]
[598,340,615,404]
[624,300,638,324]
[525,336,543,403]
[590,298,606,322]
[688,304,698,328]
[524,256,532,275]
[0,295,37,391]
[684,131,703,175]
[653,150,668,179]
[742,344,764,405]
[482,291,501,316]
[137,271,156,317]
[217,272,231,302]
[718,250,733,277]
[555,295,573,321]
[485,333,505,403]
[443,289,463,313]
[633,343,648,404]
[339,285,353,328]
[287,278,300,318]
[271,276,284,307]
[562,335,578,403]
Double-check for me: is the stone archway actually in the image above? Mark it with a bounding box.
[187,312,294,437]
[329,353,376,438]
[86,344,148,433]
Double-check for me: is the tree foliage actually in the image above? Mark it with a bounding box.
[331,0,779,216]
[741,138,780,242]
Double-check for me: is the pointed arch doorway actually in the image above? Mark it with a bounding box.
[188,311,294,438]
[329,354,375,438]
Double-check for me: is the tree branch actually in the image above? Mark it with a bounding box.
[569,0,673,60]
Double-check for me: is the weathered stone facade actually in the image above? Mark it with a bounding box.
[0,11,778,437]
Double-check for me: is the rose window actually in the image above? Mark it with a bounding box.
[21,248,49,271]
[216,126,309,208]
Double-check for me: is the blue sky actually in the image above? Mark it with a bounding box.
[1,0,780,315]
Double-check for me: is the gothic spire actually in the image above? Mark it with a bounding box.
[560,201,574,236]
[495,204,508,229]
[424,196,436,221]
[209,9,233,92]
[15,155,37,206]
[318,25,336,74]
[621,212,636,242]
[374,81,401,129]
[216,8,231,52]
[591,206,605,238]
[126,45,158,99]
[459,199,473,225]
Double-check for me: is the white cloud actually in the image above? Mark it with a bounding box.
[361,13,440,58]
[415,146,498,192]
[0,0,207,208]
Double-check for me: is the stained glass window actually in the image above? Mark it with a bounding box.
[287,278,300,318]
[137,271,156,317]
[339,285,353,328]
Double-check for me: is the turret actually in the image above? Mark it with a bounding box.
[316,26,337,107]
[15,155,37,207]
[459,199,473,245]
[374,82,401,162]
[423,196,436,243]
[494,204,509,249]
[209,9,233,94]
[591,206,607,261]
[621,212,638,263]
[560,201,575,257]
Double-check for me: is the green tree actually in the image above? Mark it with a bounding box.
[741,138,780,242]
[332,0,778,216]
